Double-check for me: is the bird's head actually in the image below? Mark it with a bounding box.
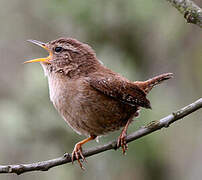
[25,38,98,76]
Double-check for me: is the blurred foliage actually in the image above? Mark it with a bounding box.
[0,0,201,180]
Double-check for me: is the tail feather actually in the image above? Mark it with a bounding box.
[135,73,173,94]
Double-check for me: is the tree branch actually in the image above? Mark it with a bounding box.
[0,98,202,175]
[167,0,202,28]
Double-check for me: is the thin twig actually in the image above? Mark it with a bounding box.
[0,98,202,175]
[167,0,202,28]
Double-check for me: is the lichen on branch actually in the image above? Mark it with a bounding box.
[167,0,202,27]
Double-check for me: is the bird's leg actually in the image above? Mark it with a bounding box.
[72,135,96,169]
[117,109,140,154]
[117,118,132,155]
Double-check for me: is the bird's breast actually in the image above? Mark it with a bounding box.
[47,75,90,135]
[47,75,73,109]
[46,75,137,136]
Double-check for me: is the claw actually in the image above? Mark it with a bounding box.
[117,131,128,155]
[117,118,133,154]
[71,135,96,169]
[72,143,86,170]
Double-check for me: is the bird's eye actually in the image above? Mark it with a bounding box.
[55,47,63,53]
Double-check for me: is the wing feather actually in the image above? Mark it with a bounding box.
[89,76,151,109]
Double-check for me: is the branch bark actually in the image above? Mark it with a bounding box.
[167,0,202,28]
[0,98,202,175]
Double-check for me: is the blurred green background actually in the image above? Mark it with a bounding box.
[0,0,201,180]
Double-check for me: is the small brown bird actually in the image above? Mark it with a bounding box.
[25,38,173,169]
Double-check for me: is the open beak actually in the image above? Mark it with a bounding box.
[24,40,52,64]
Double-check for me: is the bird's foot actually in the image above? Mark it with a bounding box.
[72,143,86,170]
[117,131,128,155]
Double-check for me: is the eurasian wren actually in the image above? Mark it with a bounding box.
[25,38,173,169]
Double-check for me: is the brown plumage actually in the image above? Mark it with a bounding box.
[26,38,173,169]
